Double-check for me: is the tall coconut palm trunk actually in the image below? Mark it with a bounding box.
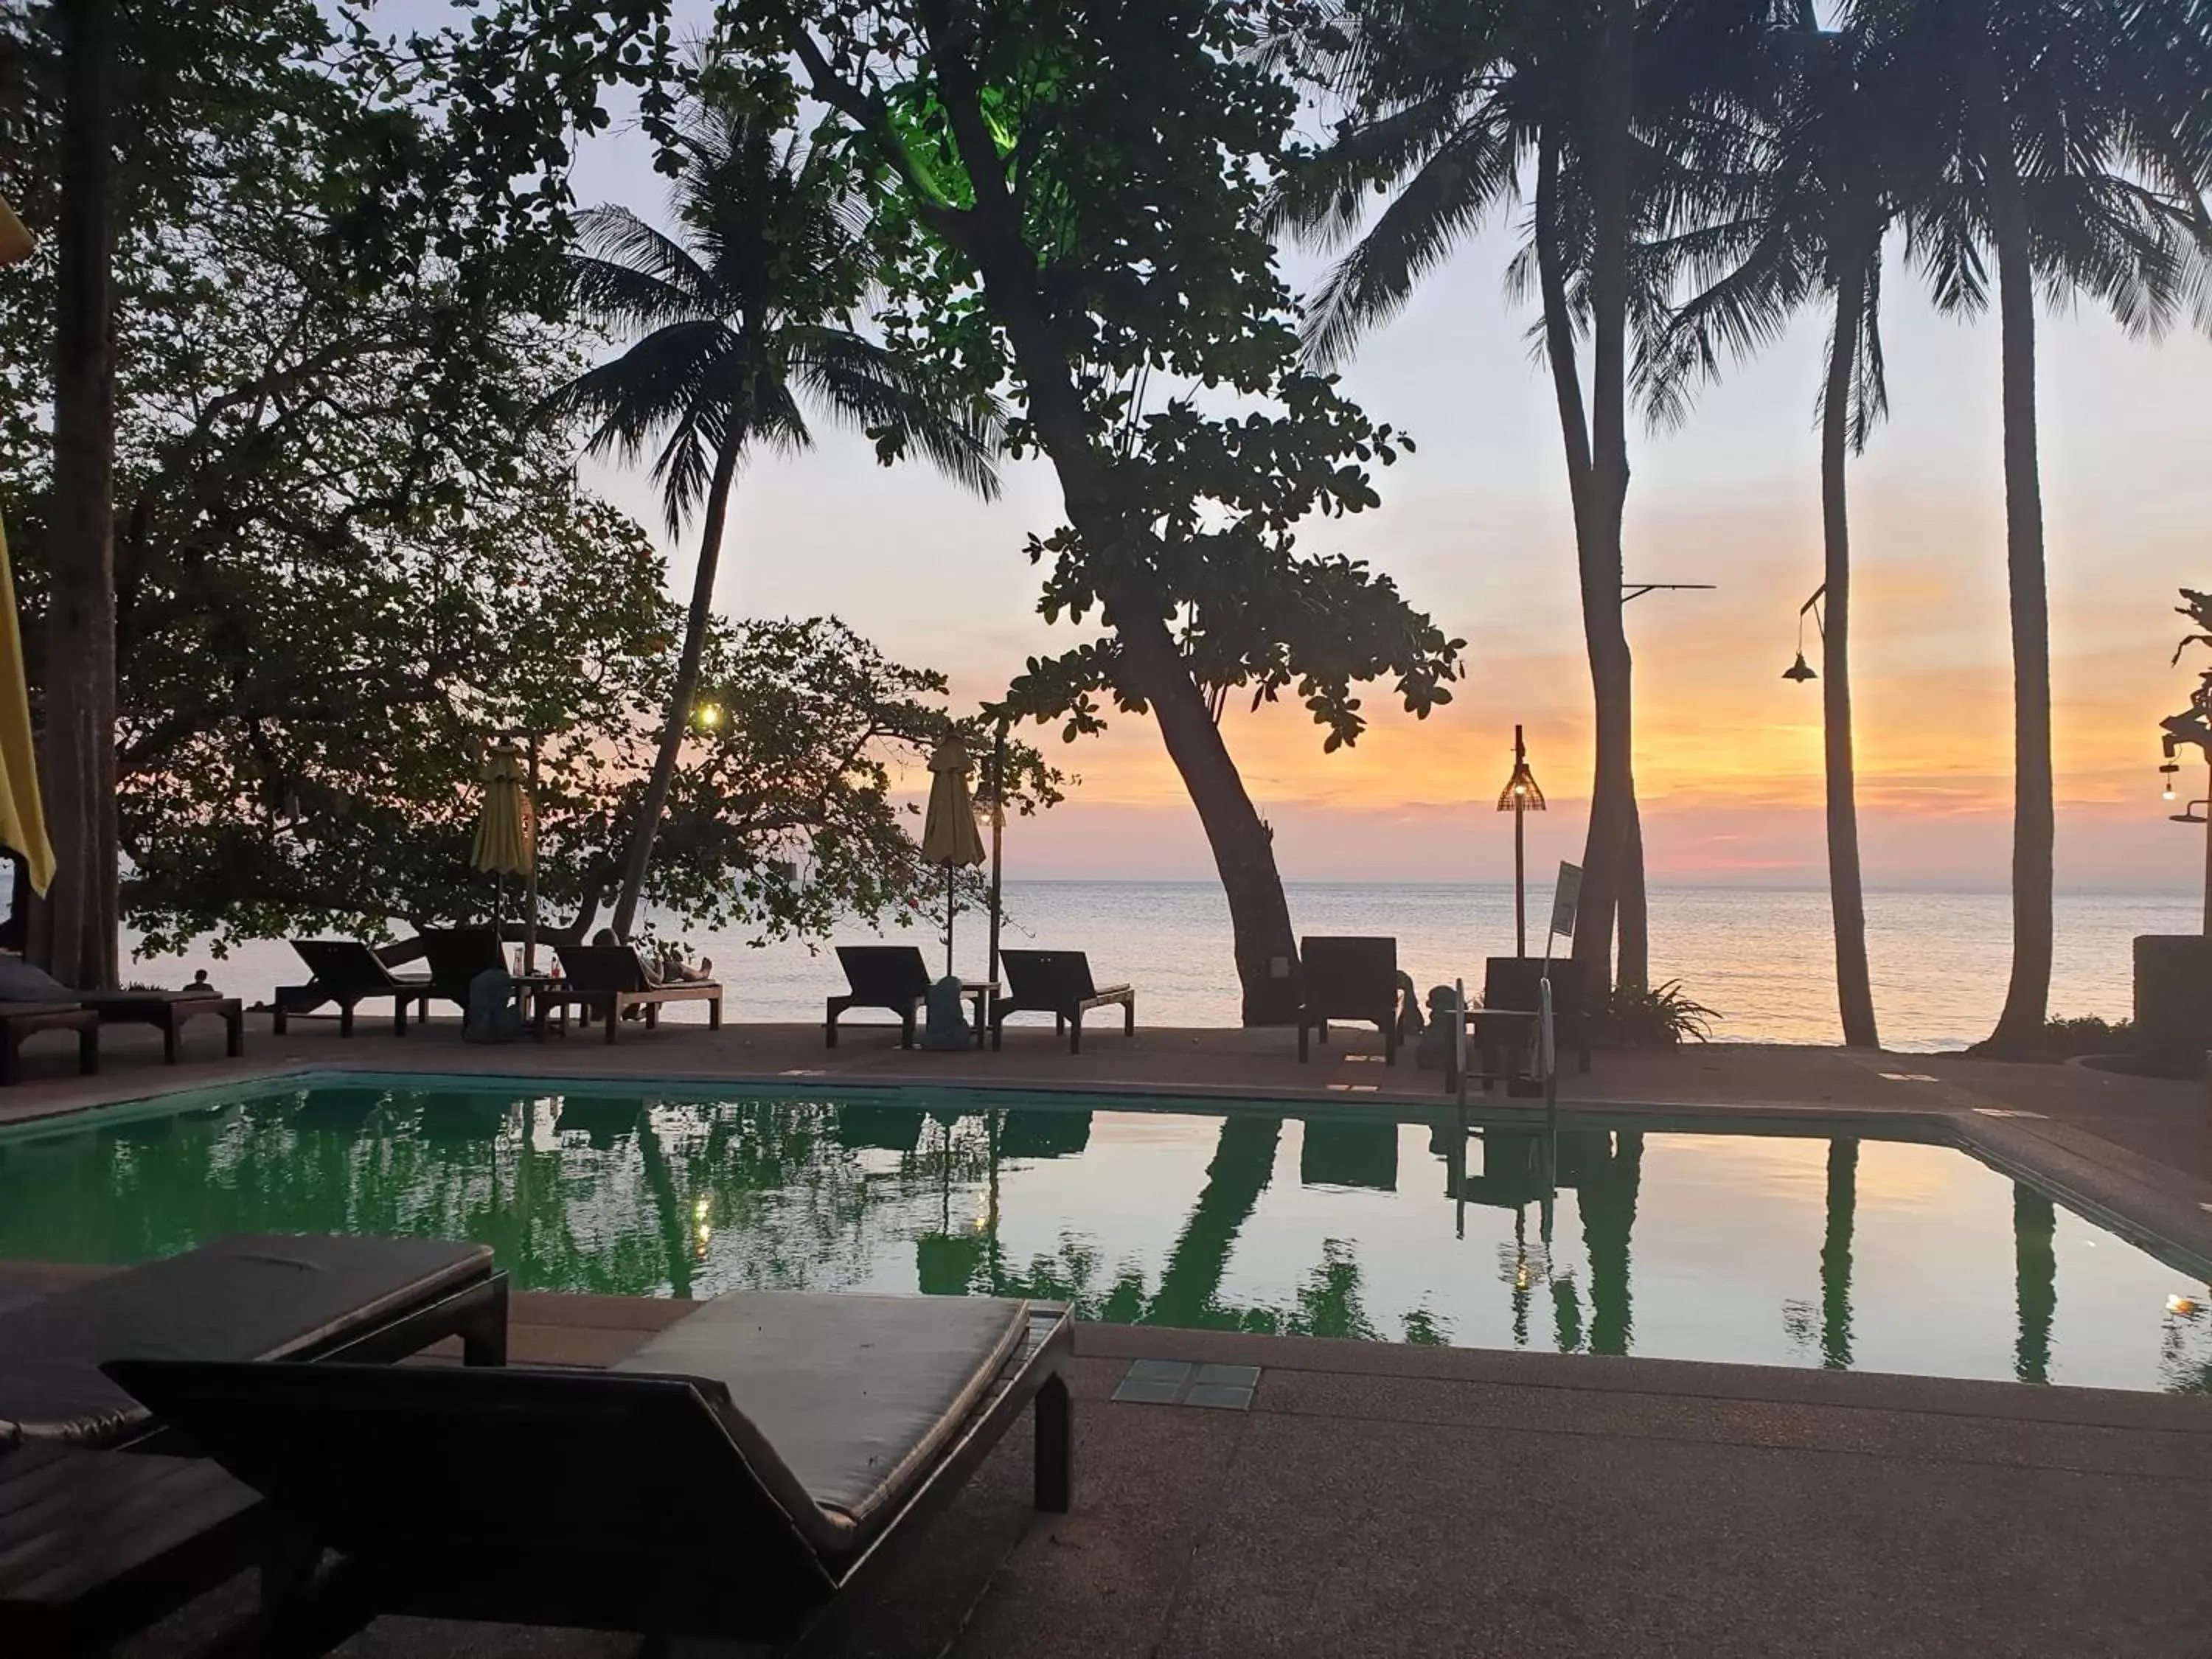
[1820,258,1880,1050]
[1569,2,1641,1004]
[1975,84,2054,1057]
[610,438,740,939]
[1534,115,1636,1006]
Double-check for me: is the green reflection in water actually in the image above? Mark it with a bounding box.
[0,1081,2205,1392]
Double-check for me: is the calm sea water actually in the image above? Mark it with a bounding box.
[132,882,2196,1053]
[3,1079,2205,1391]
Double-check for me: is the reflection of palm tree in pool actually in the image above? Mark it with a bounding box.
[1148,1116,1284,1328]
[1821,1139,1858,1370]
[2014,1184,2056,1385]
[1579,1132,1644,1356]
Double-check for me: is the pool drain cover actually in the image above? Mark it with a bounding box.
[1111,1359,1261,1411]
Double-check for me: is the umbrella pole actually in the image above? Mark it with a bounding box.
[987,722,1005,1032]
[945,861,956,978]
[523,734,540,978]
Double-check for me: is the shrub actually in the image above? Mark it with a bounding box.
[1600,981,1717,1051]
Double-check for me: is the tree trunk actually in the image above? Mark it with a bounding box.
[1975,77,2053,1057]
[1111,601,1301,1023]
[1569,3,1639,1006]
[1820,262,1880,1049]
[931,71,1301,1025]
[1616,785,1647,992]
[609,438,740,940]
[33,0,121,990]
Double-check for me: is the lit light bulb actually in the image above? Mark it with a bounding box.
[2166,784,2177,801]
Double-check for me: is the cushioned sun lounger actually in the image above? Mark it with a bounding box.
[272,941,433,1037]
[990,950,1135,1054]
[0,1233,507,1451]
[543,943,723,1043]
[106,1292,1073,1652]
[1297,936,1400,1065]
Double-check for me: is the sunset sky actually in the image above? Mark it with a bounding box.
[568,139,2212,893]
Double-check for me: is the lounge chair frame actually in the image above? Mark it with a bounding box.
[541,944,723,1043]
[77,992,242,1064]
[1296,936,1400,1066]
[0,1004,97,1085]
[990,950,1134,1054]
[104,1303,1072,1655]
[272,942,431,1038]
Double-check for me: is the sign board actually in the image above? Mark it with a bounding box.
[1548,862,1582,941]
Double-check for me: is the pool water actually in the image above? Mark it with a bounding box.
[2,1077,2206,1394]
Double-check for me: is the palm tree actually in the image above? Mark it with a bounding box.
[1273,0,1771,997]
[1642,5,1909,1048]
[546,99,1002,939]
[1865,0,2212,1053]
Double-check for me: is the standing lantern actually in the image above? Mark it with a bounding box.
[1496,725,1545,957]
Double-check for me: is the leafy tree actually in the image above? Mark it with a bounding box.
[0,4,1054,961]
[717,0,1463,1023]
[1865,0,2212,1054]
[544,86,1004,942]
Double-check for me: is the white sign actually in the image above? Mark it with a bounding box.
[1548,862,1583,940]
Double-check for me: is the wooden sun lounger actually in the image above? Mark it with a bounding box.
[0,1003,97,1085]
[990,950,1134,1054]
[74,991,243,1064]
[544,943,723,1043]
[826,945,933,1048]
[1297,936,1400,1065]
[0,1234,507,1451]
[272,942,432,1037]
[417,927,509,1015]
[0,1234,509,1658]
[108,1292,1074,1654]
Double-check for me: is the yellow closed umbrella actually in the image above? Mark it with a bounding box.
[470,743,535,957]
[920,736,984,977]
[0,198,52,895]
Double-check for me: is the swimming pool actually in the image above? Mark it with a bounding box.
[2,1075,2205,1394]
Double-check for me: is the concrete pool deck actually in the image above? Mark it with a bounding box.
[0,1265,2193,1659]
[5,1017,2211,1655]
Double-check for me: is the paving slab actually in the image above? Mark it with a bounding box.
[1155,1411,2212,1659]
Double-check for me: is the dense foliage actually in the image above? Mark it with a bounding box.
[0,0,1051,960]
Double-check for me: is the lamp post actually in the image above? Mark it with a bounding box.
[1497,726,1546,957]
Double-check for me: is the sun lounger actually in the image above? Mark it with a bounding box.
[825,945,934,1048]
[74,991,242,1064]
[417,926,509,1015]
[105,1291,1074,1652]
[0,1233,506,1452]
[1296,936,1400,1065]
[0,1440,269,1659]
[0,1234,507,1657]
[272,942,432,1037]
[543,943,723,1043]
[0,1003,97,1085]
[990,950,1134,1054]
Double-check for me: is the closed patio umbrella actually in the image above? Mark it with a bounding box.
[0,198,51,897]
[920,736,985,978]
[470,742,535,950]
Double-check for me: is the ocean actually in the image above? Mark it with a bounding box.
[128,881,2195,1053]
